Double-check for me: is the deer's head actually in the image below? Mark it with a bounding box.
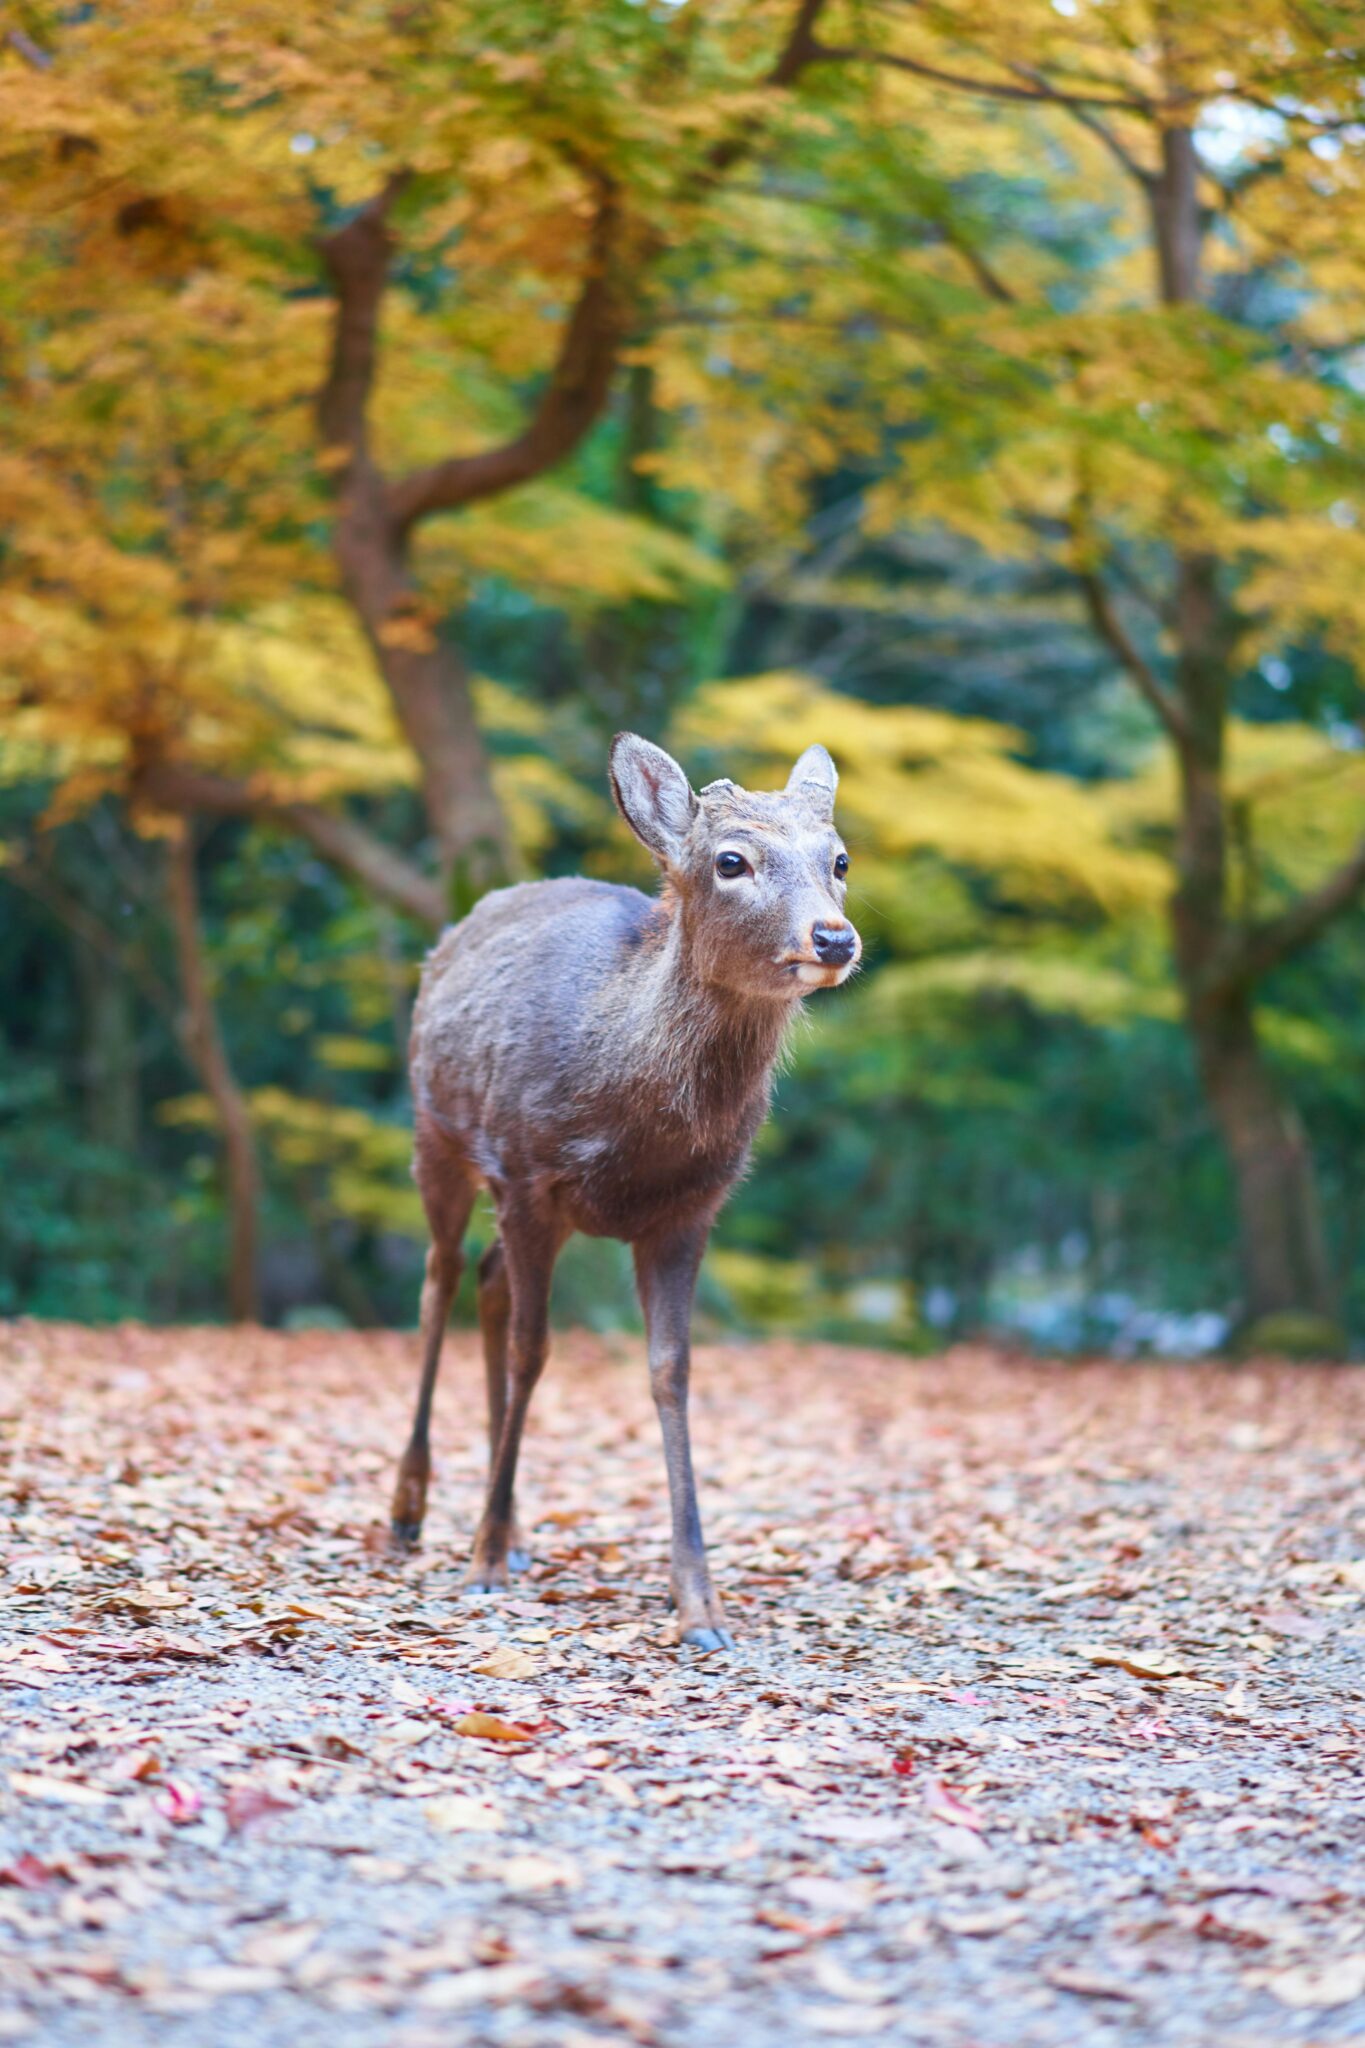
[610,733,861,1002]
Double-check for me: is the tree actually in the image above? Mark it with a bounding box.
[166,827,261,1323]
[1,0,832,916]
[769,1,1365,1339]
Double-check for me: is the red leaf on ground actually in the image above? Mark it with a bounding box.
[224,1784,296,1833]
[924,1779,987,1831]
[0,1854,60,1891]
[154,1778,203,1823]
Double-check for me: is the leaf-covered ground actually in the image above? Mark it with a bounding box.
[2,1323,1364,2047]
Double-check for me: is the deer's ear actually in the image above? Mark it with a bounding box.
[786,743,838,820]
[610,734,698,863]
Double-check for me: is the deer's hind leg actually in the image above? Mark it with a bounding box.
[476,1239,529,1572]
[390,1130,478,1548]
[465,1200,562,1592]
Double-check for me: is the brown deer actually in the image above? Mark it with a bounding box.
[390,733,860,1648]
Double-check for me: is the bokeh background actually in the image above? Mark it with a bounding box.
[3,0,1363,1354]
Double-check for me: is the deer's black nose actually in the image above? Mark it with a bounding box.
[812,922,856,965]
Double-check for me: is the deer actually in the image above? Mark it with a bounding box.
[390,733,861,1649]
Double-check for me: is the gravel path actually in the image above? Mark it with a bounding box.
[2,1322,1364,2046]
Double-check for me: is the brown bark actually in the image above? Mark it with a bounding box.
[317,188,514,903]
[167,830,261,1323]
[1188,989,1335,1323]
[1145,132,1342,1325]
[139,760,445,928]
[816,34,1362,1330]
[1150,125,1203,302]
[308,5,827,911]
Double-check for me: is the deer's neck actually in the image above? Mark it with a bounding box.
[610,896,794,1132]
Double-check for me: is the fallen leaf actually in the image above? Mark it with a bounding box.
[473,1645,539,1681]
[413,1963,545,2011]
[451,1712,539,1746]
[1047,1967,1143,2003]
[1263,1956,1365,2010]
[236,1921,322,1969]
[0,1855,60,1891]
[9,1773,109,1807]
[811,1955,893,2005]
[923,1779,986,1831]
[795,2006,892,2036]
[153,1779,202,1824]
[498,1852,580,1892]
[1073,1643,1190,1682]
[424,1795,506,1835]
[801,1811,902,1846]
[224,1784,296,1834]
[179,1965,286,1996]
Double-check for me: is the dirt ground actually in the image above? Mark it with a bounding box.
[2,1321,1364,2048]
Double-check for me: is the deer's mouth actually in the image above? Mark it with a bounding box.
[777,955,856,989]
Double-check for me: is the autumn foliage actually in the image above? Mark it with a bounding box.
[2,1,1364,1344]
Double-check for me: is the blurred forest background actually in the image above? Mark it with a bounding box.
[3,0,1364,1355]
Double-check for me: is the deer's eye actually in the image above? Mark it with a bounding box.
[834,851,849,880]
[715,850,751,879]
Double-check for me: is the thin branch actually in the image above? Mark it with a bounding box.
[808,38,1146,112]
[1077,568,1193,749]
[1230,835,1365,987]
[1014,73,1153,187]
[696,0,831,184]
[933,214,1019,302]
[0,857,177,1024]
[137,762,445,928]
[7,27,53,68]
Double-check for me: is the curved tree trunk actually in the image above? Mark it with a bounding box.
[330,491,512,914]
[167,830,260,1323]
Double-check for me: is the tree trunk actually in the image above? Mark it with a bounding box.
[1144,126,1340,1335]
[1187,989,1336,1324]
[74,935,139,1157]
[1150,125,1203,303]
[167,830,261,1323]
[332,473,512,914]
[1165,556,1337,1328]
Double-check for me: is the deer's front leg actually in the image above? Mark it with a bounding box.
[634,1226,733,1652]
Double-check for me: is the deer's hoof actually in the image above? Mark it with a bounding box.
[390,1518,423,1550]
[681,1625,736,1653]
[462,1557,509,1593]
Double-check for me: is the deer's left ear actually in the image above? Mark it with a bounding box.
[786,743,838,820]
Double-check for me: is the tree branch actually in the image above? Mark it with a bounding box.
[1007,67,1153,186]
[808,38,1145,111]
[1230,836,1365,987]
[384,177,626,534]
[317,173,410,467]
[695,0,831,183]
[136,762,445,928]
[1077,568,1194,749]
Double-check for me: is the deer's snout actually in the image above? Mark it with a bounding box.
[811,920,857,966]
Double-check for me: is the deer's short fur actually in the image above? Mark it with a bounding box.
[391,733,860,1648]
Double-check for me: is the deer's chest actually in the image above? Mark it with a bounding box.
[557,1112,757,1242]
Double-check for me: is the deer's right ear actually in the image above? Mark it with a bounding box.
[609,734,698,864]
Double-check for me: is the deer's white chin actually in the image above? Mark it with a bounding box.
[795,962,839,988]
